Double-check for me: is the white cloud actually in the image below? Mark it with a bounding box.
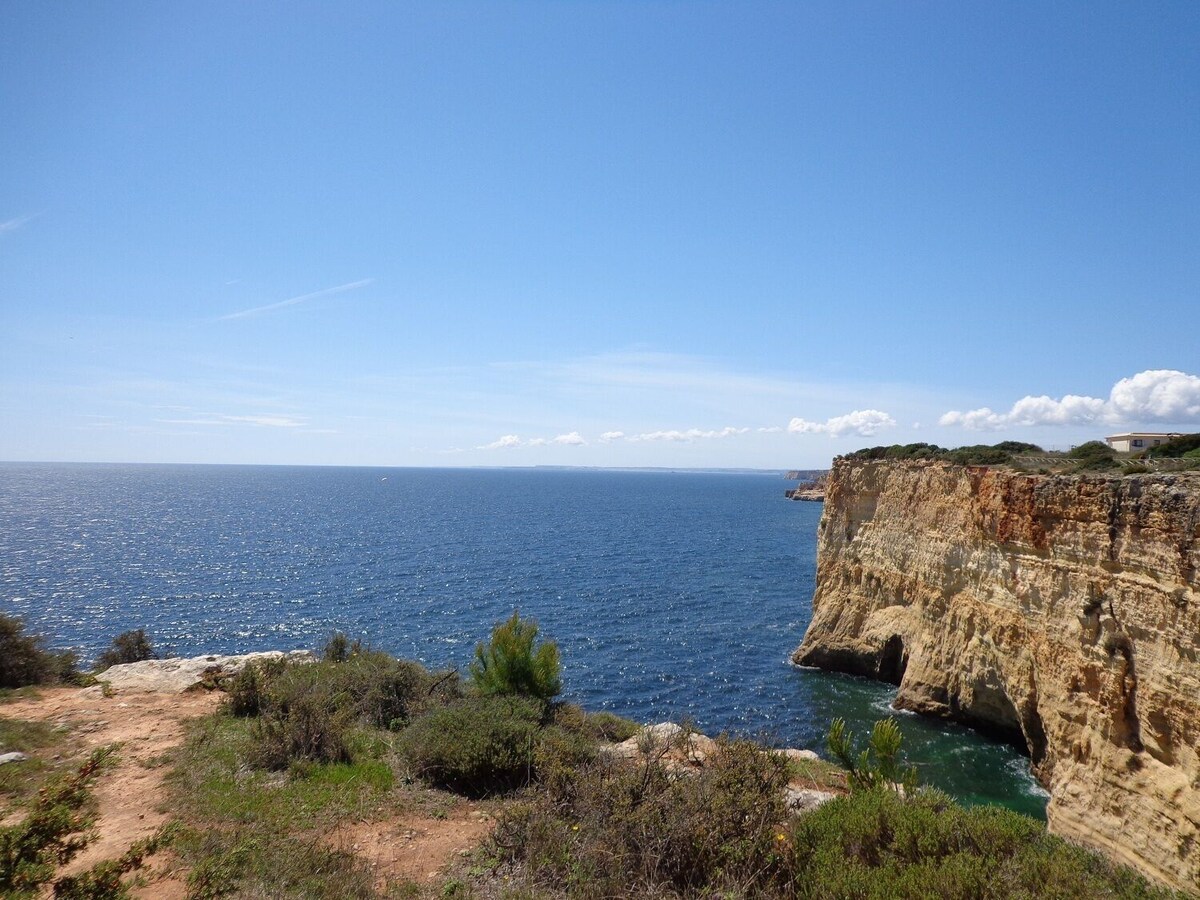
[219,279,374,321]
[552,431,586,445]
[599,431,625,442]
[479,434,523,450]
[939,370,1200,430]
[628,426,750,443]
[1108,369,1200,421]
[156,413,306,428]
[758,426,783,434]
[787,409,896,437]
[224,414,305,428]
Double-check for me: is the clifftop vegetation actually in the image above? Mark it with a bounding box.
[3,615,1184,898]
[845,437,1200,474]
[843,441,1042,466]
[1144,433,1200,459]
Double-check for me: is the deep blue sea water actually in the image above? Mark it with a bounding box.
[0,462,1047,817]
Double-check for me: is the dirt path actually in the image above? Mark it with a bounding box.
[2,686,220,897]
[332,808,494,890]
[1,683,496,897]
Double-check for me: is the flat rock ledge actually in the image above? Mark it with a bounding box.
[94,651,315,694]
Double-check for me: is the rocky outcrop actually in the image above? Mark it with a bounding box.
[787,473,828,501]
[97,651,315,694]
[793,459,1200,892]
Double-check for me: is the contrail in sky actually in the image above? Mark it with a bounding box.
[219,278,374,321]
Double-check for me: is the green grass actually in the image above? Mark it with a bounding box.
[0,717,68,808]
[165,714,398,898]
[782,754,848,793]
[166,715,399,831]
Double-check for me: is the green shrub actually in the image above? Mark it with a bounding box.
[250,689,354,769]
[322,631,367,663]
[495,736,1174,899]
[1145,433,1200,458]
[224,659,283,718]
[53,825,173,899]
[227,652,460,770]
[0,615,80,689]
[398,695,547,795]
[992,441,1043,454]
[0,748,109,897]
[1067,440,1119,471]
[470,611,562,701]
[785,788,1175,899]
[93,629,156,672]
[179,826,377,900]
[585,710,640,742]
[550,704,640,743]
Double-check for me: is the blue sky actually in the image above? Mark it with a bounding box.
[2,2,1197,468]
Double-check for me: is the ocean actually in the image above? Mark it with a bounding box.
[0,462,1048,816]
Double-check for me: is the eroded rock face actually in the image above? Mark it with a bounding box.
[793,459,1200,892]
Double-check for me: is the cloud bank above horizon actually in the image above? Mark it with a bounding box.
[470,369,1200,455]
[939,370,1200,431]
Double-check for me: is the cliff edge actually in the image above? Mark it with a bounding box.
[793,458,1200,892]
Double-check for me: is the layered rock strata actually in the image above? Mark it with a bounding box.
[793,459,1200,892]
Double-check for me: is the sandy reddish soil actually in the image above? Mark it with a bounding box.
[1,685,495,897]
[330,808,494,889]
[2,685,218,898]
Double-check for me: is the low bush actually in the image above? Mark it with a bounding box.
[1068,440,1119,471]
[179,826,377,900]
[321,630,365,663]
[786,788,1175,899]
[0,615,80,689]
[398,695,548,795]
[0,748,108,897]
[93,628,156,672]
[250,688,355,769]
[495,743,1174,899]
[550,703,640,743]
[53,825,174,900]
[227,652,461,769]
[224,658,284,718]
[1145,433,1200,458]
[493,736,791,897]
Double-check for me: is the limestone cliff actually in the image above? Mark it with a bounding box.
[793,459,1200,892]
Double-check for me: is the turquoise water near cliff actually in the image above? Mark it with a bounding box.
[0,462,1047,817]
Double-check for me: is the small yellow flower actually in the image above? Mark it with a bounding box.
[776,833,786,841]
[572,824,580,831]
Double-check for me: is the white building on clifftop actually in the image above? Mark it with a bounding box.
[1105,432,1182,452]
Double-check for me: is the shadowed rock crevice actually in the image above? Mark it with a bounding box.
[877,634,907,685]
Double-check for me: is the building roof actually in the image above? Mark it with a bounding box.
[1105,432,1183,440]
